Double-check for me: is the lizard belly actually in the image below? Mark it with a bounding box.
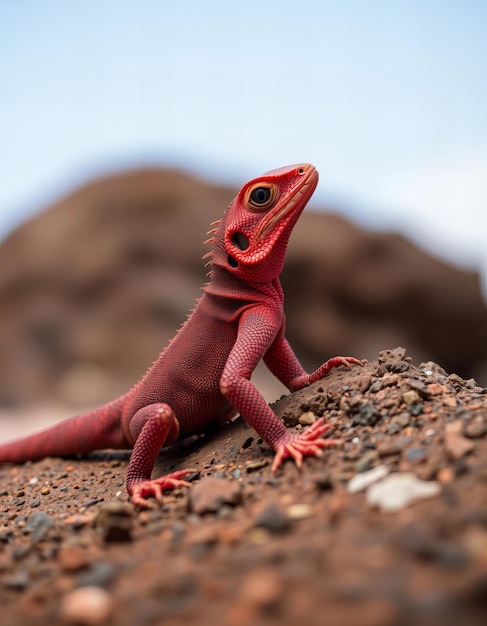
[127,304,239,437]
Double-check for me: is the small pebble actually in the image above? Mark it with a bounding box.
[238,567,282,610]
[377,442,401,457]
[298,411,316,426]
[254,502,290,533]
[57,545,91,572]
[445,420,475,460]
[60,587,114,625]
[248,527,271,545]
[286,503,315,521]
[64,513,96,528]
[368,380,383,393]
[246,460,268,473]
[448,373,465,386]
[393,412,411,428]
[13,543,31,560]
[241,437,254,449]
[188,477,242,514]
[77,561,116,589]
[96,501,133,543]
[402,390,420,405]
[188,524,221,549]
[437,467,455,483]
[427,383,444,395]
[3,570,31,591]
[23,512,54,543]
[404,447,428,463]
[355,449,379,472]
[443,397,458,408]
[464,419,486,438]
[386,423,401,435]
[0,529,13,543]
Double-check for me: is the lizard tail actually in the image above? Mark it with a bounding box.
[0,397,128,463]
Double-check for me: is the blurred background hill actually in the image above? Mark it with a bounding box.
[0,2,486,413]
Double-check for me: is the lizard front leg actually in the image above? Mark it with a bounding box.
[125,404,195,508]
[263,331,363,470]
[264,331,363,393]
[220,308,337,474]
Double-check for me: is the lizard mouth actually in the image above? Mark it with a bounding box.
[256,165,318,241]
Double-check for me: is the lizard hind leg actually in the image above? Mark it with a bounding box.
[125,403,195,508]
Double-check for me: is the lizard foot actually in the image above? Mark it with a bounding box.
[271,418,340,474]
[129,469,196,509]
[289,356,365,391]
[308,356,364,385]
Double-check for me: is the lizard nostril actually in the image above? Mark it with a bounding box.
[227,254,238,268]
[231,232,249,251]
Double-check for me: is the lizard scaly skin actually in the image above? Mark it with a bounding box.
[0,164,363,507]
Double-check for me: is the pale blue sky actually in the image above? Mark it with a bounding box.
[1,1,486,291]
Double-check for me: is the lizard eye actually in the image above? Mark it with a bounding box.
[246,184,276,211]
[250,187,271,205]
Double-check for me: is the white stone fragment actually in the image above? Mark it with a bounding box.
[366,473,441,512]
[61,587,113,625]
[298,411,316,426]
[347,465,389,493]
[286,503,315,521]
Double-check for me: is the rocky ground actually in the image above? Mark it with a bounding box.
[1,347,487,625]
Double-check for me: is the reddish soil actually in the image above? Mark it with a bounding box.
[1,347,487,626]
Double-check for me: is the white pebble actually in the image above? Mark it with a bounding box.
[366,473,441,512]
[60,587,114,625]
[286,503,315,521]
[351,436,360,445]
[347,465,389,493]
[298,411,316,426]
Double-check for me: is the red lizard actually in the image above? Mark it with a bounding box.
[0,163,362,507]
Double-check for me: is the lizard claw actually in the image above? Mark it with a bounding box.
[129,469,197,509]
[271,418,340,474]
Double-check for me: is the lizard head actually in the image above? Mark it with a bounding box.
[209,163,319,283]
